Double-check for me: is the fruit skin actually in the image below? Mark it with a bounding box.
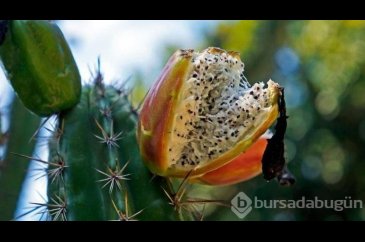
[0,20,81,116]
[137,49,194,176]
[137,48,280,178]
[195,138,267,186]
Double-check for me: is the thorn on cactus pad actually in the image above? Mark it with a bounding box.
[161,170,229,219]
[16,193,67,221]
[112,75,132,96]
[34,194,67,221]
[28,115,54,144]
[100,107,113,119]
[11,152,67,185]
[110,194,144,221]
[94,119,124,149]
[14,191,48,221]
[90,57,104,87]
[95,161,131,194]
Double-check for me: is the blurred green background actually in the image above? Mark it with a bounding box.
[141,20,365,220]
[1,20,365,220]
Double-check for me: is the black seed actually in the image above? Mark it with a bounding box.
[193,73,197,78]
[180,115,183,120]
[250,91,254,95]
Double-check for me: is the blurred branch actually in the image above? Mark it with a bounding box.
[248,21,289,82]
[0,96,40,220]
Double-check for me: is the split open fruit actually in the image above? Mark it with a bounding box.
[137,47,281,183]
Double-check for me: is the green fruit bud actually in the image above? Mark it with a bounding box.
[0,20,81,116]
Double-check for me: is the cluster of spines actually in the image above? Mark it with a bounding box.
[8,65,228,221]
[43,67,139,221]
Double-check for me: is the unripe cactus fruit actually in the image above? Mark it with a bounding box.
[0,20,81,116]
[137,47,281,178]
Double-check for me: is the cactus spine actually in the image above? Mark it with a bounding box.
[44,67,192,221]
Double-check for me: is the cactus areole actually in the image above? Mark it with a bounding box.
[138,47,282,178]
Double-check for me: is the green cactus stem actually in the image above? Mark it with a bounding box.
[42,66,180,220]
